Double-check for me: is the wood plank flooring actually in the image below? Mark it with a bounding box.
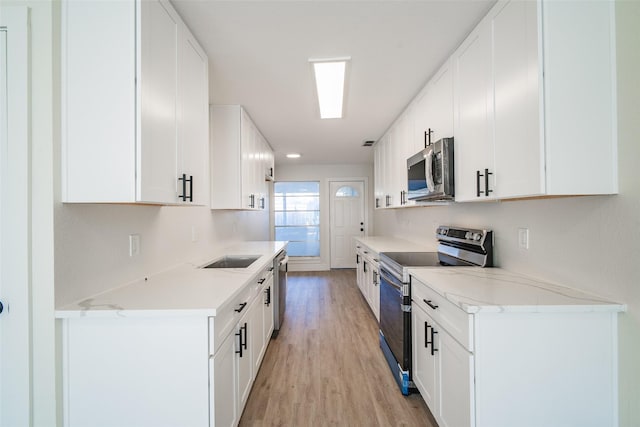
[239,270,436,427]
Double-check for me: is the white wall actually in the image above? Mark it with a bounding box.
[54,206,269,306]
[276,163,374,271]
[374,3,640,424]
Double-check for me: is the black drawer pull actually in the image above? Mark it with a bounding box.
[234,302,248,313]
[423,299,438,310]
[258,278,266,284]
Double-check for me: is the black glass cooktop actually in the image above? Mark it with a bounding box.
[380,252,442,267]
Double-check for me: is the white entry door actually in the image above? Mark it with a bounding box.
[0,7,31,426]
[330,180,365,268]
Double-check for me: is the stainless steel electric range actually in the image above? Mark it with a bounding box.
[378,225,493,395]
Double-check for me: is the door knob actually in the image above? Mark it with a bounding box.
[360,228,364,232]
[360,222,364,225]
[0,300,4,314]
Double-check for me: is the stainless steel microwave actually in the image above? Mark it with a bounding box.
[407,137,454,201]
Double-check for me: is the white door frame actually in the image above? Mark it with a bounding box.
[328,177,368,269]
[0,6,32,426]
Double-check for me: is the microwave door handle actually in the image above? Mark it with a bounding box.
[425,148,436,192]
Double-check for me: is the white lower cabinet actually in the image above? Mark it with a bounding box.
[61,268,276,427]
[413,302,474,427]
[355,243,380,321]
[212,331,239,427]
[411,276,619,427]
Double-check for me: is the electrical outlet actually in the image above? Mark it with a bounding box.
[129,234,140,257]
[518,228,529,250]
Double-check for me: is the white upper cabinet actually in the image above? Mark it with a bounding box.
[375,57,454,209]
[452,20,494,201]
[210,105,274,210]
[413,58,454,154]
[454,0,618,201]
[178,27,210,206]
[61,0,209,205]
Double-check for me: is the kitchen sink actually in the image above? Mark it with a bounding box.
[202,255,261,269]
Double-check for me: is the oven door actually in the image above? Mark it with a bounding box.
[379,267,411,371]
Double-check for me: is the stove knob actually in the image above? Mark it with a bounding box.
[465,231,471,240]
[474,233,482,241]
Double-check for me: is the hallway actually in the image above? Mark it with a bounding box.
[240,270,435,426]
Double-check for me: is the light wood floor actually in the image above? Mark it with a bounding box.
[239,270,437,427]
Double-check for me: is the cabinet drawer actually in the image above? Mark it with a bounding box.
[411,276,474,351]
[209,268,272,355]
[210,284,255,356]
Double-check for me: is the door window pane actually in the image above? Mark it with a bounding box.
[274,181,320,257]
[335,186,359,197]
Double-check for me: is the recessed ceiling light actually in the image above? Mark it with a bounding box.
[309,57,350,119]
[286,153,301,159]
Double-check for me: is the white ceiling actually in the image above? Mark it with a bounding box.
[172,0,495,166]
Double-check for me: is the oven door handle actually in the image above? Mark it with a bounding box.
[379,268,403,290]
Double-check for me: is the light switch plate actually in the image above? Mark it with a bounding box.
[518,228,529,250]
[129,234,140,257]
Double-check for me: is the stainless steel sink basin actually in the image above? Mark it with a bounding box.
[202,255,261,269]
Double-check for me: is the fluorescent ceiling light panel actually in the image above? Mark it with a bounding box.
[286,153,301,159]
[310,58,349,119]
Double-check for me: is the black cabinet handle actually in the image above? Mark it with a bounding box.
[258,278,266,284]
[356,254,360,264]
[385,195,391,207]
[260,197,265,209]
[249,194,255,208]
[269,167,273,178]
[477,169,493,197]
[242,322,248,351]
[373,271,378,285]
[424,128,433,148]
[484,168,493,197]
[265,287,271,306]
[178,174,193,202]
[424,322,429,348]
[375,198,380,208]
[235,327,243,357]
[430,327,438,356]
[423,299,438,310]
[0,300,3,313]
[363,261,367,273]
[234,302,248,313]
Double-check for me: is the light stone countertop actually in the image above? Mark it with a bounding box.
[55,241,288,318]
[355,236,432,255]
[409,267,625,314]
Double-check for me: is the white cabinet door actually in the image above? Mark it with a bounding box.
[371,266,380,322]
[356,248,365,293]
[453,21,495,202]
[373,139,385,209]
[250,291,265,375]
[425,60,454,144]
[240,109,255,209]
[212,331,238,427]
[236,316,252,414]
[491,0,542,199]
[412,305,438,411]
[211,106,272,210]
[178,25,209,205]
[437,324,475,427]
[138,0,180,204]
[62,0,208,204]
[414,59,454,153]
[263,276,275,342]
